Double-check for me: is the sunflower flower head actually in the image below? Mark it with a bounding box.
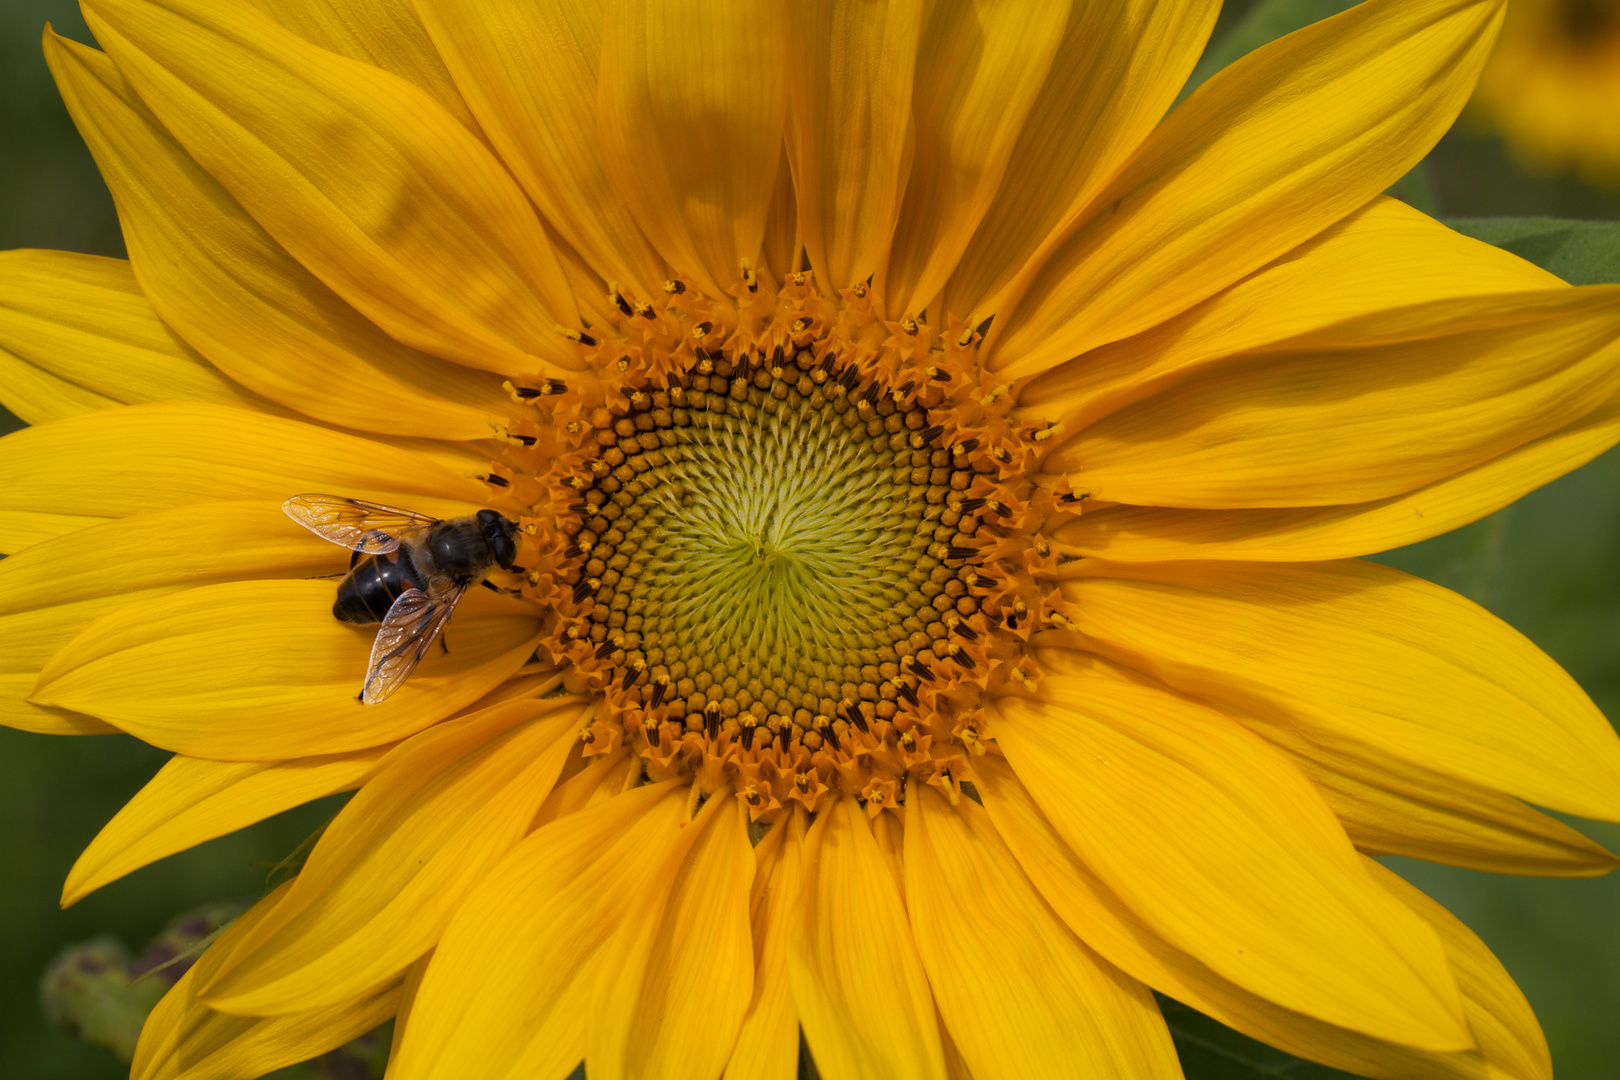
[1471,0,1620,185]
[10,1,1620,1079]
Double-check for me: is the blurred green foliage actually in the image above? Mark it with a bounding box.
[4,0,1620,1077]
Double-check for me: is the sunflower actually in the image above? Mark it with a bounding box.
[1470,0,1620,185]
[8,0,1620,1077]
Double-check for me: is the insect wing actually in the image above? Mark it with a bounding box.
[283,494,439,555]
[359,585,465,703]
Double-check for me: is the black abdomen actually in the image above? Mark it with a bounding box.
[334,548,427,624]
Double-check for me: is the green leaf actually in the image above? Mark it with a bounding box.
[1158,996,1363,1080]
[1443,218,1620,285]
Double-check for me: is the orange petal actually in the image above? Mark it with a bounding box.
[990,670,1470,1050]
[199,698,584,1014]
[905,785,1181,1080]
[0,403,492,552]
[32,579,543,758]
[386,782,701,1080]
[597,0,786,297]
[65,744,389,905]
[45,33,516,440]
[790,796,945,1080]
[972,754,1541,1080]
[412,0,668,299]
[1058,559,1620,820]
[82,0,580,376]
[724,809,807,1080]
[881,0,1071,318]
[989,0,1506,378]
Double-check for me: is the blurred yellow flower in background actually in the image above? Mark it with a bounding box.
[1471,0,1620,186]
[7,0,1620,1078]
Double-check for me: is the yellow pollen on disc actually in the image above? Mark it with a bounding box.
[512,274,1073,818]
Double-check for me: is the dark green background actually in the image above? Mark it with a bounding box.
[4,1,1619,1077]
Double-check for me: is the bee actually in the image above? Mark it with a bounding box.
[283,494,521,704]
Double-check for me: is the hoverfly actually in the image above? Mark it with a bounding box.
[283,494,520,704]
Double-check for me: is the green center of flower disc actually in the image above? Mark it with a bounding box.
[564,351,988,752]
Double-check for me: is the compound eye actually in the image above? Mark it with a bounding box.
[476,508,502,528]
[490,532,517,569]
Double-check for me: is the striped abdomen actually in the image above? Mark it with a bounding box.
[333,547,428,624]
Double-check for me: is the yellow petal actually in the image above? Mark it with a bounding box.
[199,698,583,1014]
[1052,389,1620,561]
[82,0,581,376]
[1284,736,1619,878]
[990,672,1470,1050]
[597,0,786,297]
[989,0,1506,378]
[1043,287,1620,508]
[761,146,799,284]
[0,249,268,425]
[1058,559,1620,820]
[905,785,1181,1080]
[132,884,403,1080]
[386,782,697,1080]
[0,500,346,734]
[0,403,492,551]
[45,33,516,440]
[972,754,1549,1080]
[1364,860,1552,1080]
[882,0,1072,318]
[1018,197,1562,430]
[624,794,755,1080]
[32,579,543,758]
[246,0,486,138]
[65,744,389,906]
[412,0,669,300]
[941,0,1218,322]
[724,809,807,1080]
[781,0,925,295]
[790,796,945,1080]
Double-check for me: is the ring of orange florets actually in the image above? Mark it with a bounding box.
[494,271,1077,819]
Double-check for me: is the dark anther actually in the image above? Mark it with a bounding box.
[919,424,945,444]
[483,474,510,488]
[693,321,713,339]
[896,380,916,397]
[862,382,881,404]
[574,331,597,347]
[620,666,640,690]
[954,438,981,454]
[664,280,686,294]
[740,719,759,748]
[970,572,999,589]
[594,638,619,661]
[771,344,785,365]
[974,314,994,339]
[645,718,661,747]
[946,645,975,671]
[896,679,919,706]
[908,658,936,682]
[568,503,588,515]
[637,302,657,319]
[513,386,544,399]
[618,384,641,401]
[571,581,593,603]
[547,378,567,394]
[945,546,977,561]
[648,677,668,709]
[615,292,633,316]
[839,366,860,391]
[927,366,951,381]
[842,701,869,733]
[1005,611,1020,631]
[509,434,537,446]
[704,702,721,740]
[952,621,980,642]
[818,721,841,751]
[987,499,1013,518]
[564,543,582,559]
[791,316,814,333]
[956,497,987,513]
